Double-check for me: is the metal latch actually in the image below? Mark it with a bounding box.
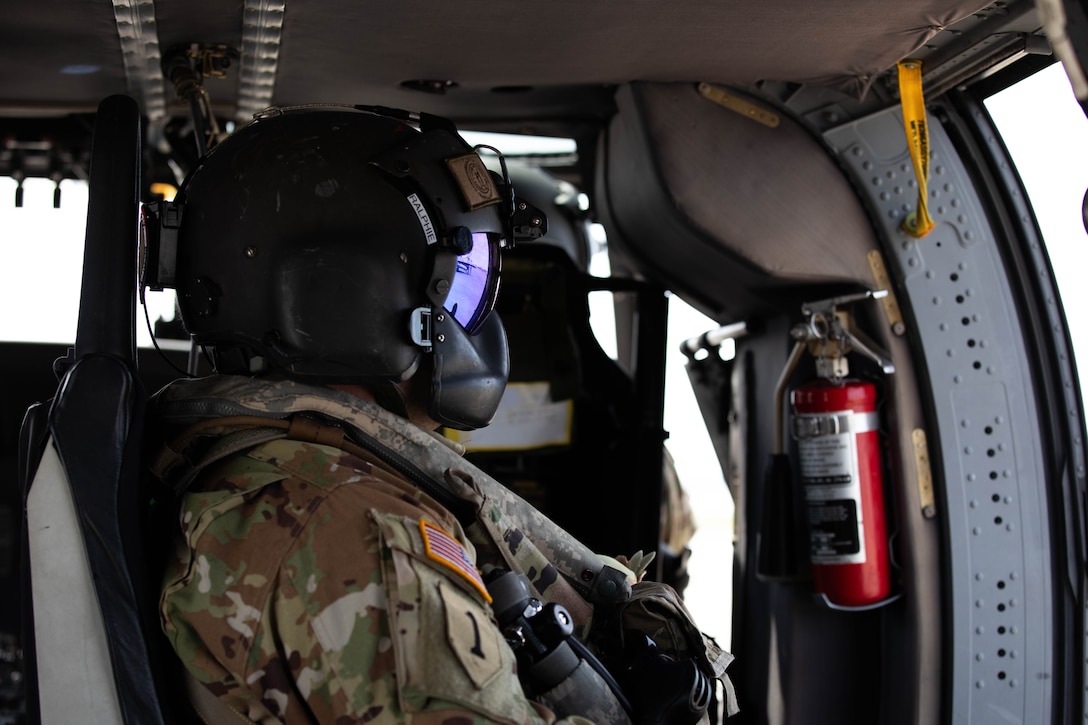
[410,307,433,350]
[912,429,937,518]
[866,251,907,336]
[697,82,780,128]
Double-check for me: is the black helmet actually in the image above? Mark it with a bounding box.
[144,105,542,429]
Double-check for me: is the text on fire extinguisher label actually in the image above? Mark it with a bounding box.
[796,412,867,564]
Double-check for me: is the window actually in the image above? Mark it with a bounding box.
[985,62,1088,415]
[0,176,178,346]
[0,177,87,343]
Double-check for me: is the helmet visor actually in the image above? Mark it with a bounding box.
[445,232,501,335]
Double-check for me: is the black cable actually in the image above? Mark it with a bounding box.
[566,635,634,717]
[141,293,192,379]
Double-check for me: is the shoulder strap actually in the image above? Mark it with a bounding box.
[151,376,633,619]
[151,414,411,496]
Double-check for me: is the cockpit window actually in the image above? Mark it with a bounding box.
[0,176,178,345]
[0,177,86,343]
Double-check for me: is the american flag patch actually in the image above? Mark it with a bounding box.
[419,519,492,603]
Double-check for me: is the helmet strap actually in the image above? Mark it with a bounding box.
[373,379,411,420]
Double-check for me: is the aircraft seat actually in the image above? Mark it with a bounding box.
[18,95,190,725]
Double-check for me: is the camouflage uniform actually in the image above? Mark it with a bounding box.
[161,434,571,724]
[153,375,734,724]
[154,377,619,724]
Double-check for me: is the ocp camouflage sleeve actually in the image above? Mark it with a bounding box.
[160,438,561,724]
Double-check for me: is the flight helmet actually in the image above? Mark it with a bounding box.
[144,105,543,429]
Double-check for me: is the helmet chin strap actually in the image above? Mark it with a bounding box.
[372,379,412,422]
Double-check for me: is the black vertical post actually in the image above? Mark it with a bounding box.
[634,284,669,580]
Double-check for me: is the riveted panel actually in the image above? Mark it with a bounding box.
[825,109,1053,723]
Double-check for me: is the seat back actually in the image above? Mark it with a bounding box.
[19,94,176,725]
[449,242,670,564]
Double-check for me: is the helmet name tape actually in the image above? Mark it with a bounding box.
[445,153,502,211]
[407,193,438,245]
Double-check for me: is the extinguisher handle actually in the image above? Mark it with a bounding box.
[801,289,888,316]
[840,325,896,374]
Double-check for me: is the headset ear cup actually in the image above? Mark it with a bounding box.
[429,311,509,430]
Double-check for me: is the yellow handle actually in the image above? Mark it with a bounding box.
[897,60,936,238]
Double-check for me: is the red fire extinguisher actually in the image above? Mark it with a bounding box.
[792,377,891,608]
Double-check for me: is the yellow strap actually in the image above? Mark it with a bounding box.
[897,60,936,238]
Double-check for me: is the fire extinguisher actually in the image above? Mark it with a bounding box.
[788,291,895,608]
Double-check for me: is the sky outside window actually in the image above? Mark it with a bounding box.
[985,62,1088,418]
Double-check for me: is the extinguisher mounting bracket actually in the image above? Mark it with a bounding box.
[793,289,895,378]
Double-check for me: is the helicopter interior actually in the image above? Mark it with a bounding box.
[2,1,1086,724]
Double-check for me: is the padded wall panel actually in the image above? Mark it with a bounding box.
[599,82,881,321]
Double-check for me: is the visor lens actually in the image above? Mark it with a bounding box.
[445,232,500,334]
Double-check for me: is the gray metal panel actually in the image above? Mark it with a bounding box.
[825,108,1053,723]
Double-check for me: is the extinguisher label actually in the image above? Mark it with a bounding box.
[807,499,862,558]
[796,415,866,564]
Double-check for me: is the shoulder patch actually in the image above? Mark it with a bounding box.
[419,519,492,603]
[445,153,502,211]
[440,581,503,689]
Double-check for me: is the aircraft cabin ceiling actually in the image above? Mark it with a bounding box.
[0,0,1028,127]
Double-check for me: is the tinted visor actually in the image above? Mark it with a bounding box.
[445,232,501,334]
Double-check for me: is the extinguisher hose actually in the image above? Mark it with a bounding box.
[757,340,807,582]
[773,341,807,454]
